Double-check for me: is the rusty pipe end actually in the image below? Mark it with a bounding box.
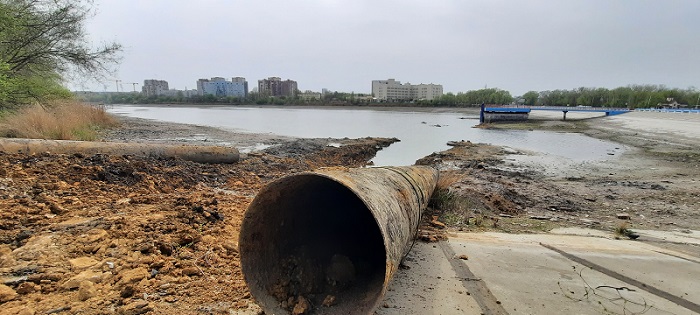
[240,166,437,314]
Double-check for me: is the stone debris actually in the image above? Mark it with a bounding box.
[0,283,18,302]
[77,281,96,301]
[616,213,631,220]
[292,296,311,315]
[322,294,337,307]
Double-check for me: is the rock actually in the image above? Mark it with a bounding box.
[181,267,201,277]
[322,294,336,307]
[16,282,39,294]
[201,235,216,244]
[617,213,631,220]
[223,241,239,254]
[118,267,149,285]
[77,280,96,301]
[457,254,469,260]
[48,202,66,214]
[12,234,55,260]
[120,285,135,298]
[292,296,311,315]
[69,257,98,270]
[0,248,16,268]
[1,275,28,286]
[53,217,97,230]
[63,270,105,289]
[529,215,552,220]
[118,300,152,315]
[84,229,109,243]
[17,308,35,315]
[579,218,600,225]
[45,306,71,314]
[0,283,18,302]
[429,220,446,229]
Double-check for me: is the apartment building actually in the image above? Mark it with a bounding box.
[258,77,298,97]
[371,79,443,101]
[196,77,248,98]
[142,79,169,97]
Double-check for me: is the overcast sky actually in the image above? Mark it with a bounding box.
[72,0,700,95]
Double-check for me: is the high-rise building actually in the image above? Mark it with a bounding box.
[371,79,443,101]
[196,77,248,98]
[231,77,248,98]
[258,77,298,97]
[142,79,169,97]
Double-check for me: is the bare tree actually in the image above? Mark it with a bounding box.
[0,0,121,80]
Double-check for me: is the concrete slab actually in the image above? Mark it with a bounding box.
[637,229,700,245]
[556,242,700,307]
[443,232,696,314]
[550,227,614,238]
[377,241,482,315]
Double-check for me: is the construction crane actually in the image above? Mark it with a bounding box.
[125,82,139,92]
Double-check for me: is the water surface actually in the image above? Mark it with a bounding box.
[109,105,621,166]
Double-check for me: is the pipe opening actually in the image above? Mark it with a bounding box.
[241,174,387,314]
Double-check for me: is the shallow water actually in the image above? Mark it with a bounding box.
[108,105,622,166]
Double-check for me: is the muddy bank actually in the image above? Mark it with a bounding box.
[428,112,700,235]
[101,115,291,153]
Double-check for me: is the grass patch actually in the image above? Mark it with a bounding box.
[429,172,462,211]
[614,222,639,239]
[0,101,118,140]
[429,171,483,226]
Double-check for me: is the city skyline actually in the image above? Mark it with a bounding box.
[69,1,700,95]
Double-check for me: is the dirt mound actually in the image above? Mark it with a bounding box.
[0,137,390,314]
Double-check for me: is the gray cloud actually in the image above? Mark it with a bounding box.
[74,0,700,95]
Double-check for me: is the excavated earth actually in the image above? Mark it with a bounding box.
[0,116,398,315]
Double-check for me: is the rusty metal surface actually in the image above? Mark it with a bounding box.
[0,138,239,163]
[240,166,437,314]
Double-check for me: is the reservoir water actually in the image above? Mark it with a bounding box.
[108,105,621,166]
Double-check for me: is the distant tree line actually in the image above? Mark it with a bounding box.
[422,88,513,107]
[421,85,700,108]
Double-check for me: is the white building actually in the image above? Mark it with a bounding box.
[371,79,443,101]
[142,79,169,97]
[298,90,322,100]
[161,89,198,98]
[197,77,248,98]
[410,83,443,101]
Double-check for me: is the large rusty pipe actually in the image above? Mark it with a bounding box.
[0,138,239,164]
[240,166,438,314]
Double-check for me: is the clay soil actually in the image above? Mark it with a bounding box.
[0,116,397,315]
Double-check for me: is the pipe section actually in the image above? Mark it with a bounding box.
[240,166,438,314]
[0,138,239,164]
